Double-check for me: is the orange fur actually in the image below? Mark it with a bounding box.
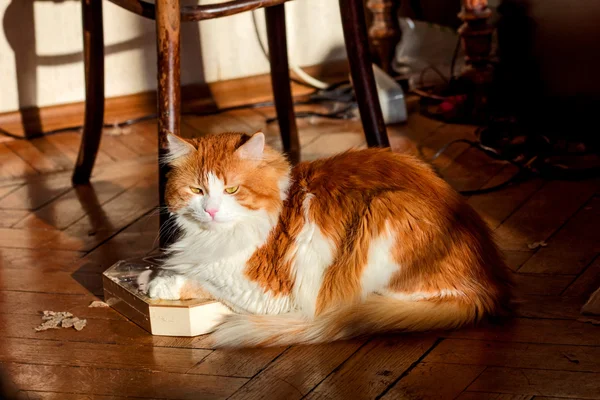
[244,183,307,296]
[165,133,288,217]
[165,132,512,347]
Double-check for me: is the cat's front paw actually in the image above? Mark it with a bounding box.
[145,274,186,300]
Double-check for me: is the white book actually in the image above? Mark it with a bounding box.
[102,256,231,337]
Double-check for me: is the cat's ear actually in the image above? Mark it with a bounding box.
[164,134,195,163]
[236,132,265,160]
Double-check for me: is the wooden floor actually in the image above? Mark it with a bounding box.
[0,100,599,400]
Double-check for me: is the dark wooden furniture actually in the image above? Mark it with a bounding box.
[73,0,390,246]
[365,0,401,73]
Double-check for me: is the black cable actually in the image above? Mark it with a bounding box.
[449,34,462,83]
[418,64,450,89]
[459,172,524,196]
[428,130,600,195]
[430,138,525,170]
[265,103,357,124]
[428,138,529,195]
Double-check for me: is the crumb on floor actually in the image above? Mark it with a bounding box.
[88,300,109,308]
[35,311,87,332]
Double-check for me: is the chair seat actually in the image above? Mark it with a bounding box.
[109,0,291,22]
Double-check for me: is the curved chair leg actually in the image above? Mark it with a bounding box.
[156,0,181,248]
[72,0,105,185]
[339,0,390,148]
[265,4,300,165]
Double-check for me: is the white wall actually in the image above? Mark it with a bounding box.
[0,0,346,113]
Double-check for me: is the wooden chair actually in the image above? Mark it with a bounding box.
[73,0,390,246]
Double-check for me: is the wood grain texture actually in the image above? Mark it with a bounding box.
[380,362,486,400]
[0,291,125,321]
[0,183,22,200]
[468,166,544,229]
[442,146,505,193]
[114,122,157,156]
[456,393,533,400]
[494,180,599,251]
[0,248,83,272]
[468,367,600,399]
[447,318,600,346]
[75,214,159,274]
[0,209,29,228]
[0,228,60,249]
[228,341,366,400]
[4,140,60,174]
[14,392,133,400]
[0,144,37,180]
[27,137,75,170]
[0,313,159,346]
[0,337,211,373]
[503,250,534,272]
[46,132,111,166]
[514,295,583,320]
[189,347,285,378]
[426,339,600,372]
[45,176,158,251]
[3,362,246,400]
[183,111,259,137]
[533,397,590,400]
[0,174,74,211]
[562,256,600,298]
[14,177,140,231]
[98,133,139,162]
[305,335,438,400]
[0,268,95,295]
[519,196,600,275]
[512,273,575,296]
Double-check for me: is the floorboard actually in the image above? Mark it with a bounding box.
[0,84,598,399]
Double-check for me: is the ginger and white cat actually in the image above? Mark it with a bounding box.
[146,131,511,347]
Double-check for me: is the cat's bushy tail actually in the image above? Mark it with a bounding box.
[211,295,499,348]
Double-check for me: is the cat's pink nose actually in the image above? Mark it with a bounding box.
[205,208,218,218]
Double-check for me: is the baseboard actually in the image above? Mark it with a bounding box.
[0,60,348,142]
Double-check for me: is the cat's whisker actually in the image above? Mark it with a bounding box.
[153,217,181,249]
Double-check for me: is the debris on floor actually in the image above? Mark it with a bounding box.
[88,300,109,308]
[581,286,600,316]
[578,317,600,326]
[527,240,548,250]
[577,286,600,325]
[35,311,87,332]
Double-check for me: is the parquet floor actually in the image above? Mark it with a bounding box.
[0,100,599,399]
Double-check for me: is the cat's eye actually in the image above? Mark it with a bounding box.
[190,187,203,195]
[224,186,239,194]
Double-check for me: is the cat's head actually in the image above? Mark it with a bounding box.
[164,132,291,231]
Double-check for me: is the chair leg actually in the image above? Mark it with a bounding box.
[339,0,390,148]
[156,0,181,248]
[72,0,104,185]
[265,4,300,165]
[365,0,401,74]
